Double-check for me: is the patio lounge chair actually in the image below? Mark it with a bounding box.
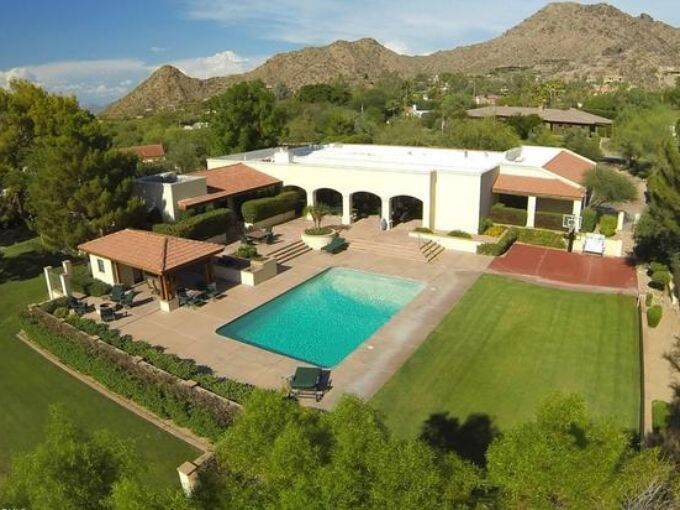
[322,237,347,254]
[288,366,330,402]
[99,305,116,322]
[68,296,91,316]
[110,284,125,304]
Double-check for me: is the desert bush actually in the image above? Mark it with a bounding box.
[448,230,472,239]
[599,214,618,237]
[235,244,260,259]
[650,271,671,290]
[581,208,598,233]
[647,305,663,328]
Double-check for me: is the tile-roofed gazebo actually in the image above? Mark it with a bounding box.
[79,229,223,309]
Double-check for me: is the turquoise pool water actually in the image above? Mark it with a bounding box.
[216,267,424,367]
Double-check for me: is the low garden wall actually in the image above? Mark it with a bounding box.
[21,304,249,440]
[572,236,624,257]
[245,210,296,229]
[408,231,481,253]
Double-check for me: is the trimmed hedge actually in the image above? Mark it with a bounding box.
[652,400,671,430]
[241,191,299,224]
[448,230,473,239]
[581,208,598,233]
[517,228,566,249]
[71,265,112,297]
[650,271,671,290]
[477,228,518,256]
[153,208,231,240]
[413,227,433,234]
[599,214,617,237]
[478,217,493,235]
[647,305,663,328]
[20,308,242,439]
[490,204,526,226]
[534,210,565,231]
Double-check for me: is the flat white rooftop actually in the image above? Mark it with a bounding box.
[216,144,507,175]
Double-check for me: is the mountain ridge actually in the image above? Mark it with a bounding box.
[102,2,680,118]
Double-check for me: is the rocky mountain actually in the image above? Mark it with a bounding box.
[102,2,680,118]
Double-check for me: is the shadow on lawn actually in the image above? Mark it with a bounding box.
[419,412,499,467]
[0,249,67,284]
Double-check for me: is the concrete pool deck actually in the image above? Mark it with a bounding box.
[90,219,491,409]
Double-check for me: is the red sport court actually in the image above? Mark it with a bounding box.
[489,244,638,291]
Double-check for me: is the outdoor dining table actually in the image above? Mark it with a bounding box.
[245,230,268,243]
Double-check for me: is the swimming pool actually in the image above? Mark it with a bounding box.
[216,267,424,367]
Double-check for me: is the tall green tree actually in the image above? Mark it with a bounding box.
[209,80,286,154]
[28,142,145,251]
[487,394,679,509]
[583,165,637,207]
[441,118,520,151]
[635,140,680,260]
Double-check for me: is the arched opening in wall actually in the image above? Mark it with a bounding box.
[351,192,381,221]
[281,185,307,215]
[314,188,343,216]
[390,196,423,227]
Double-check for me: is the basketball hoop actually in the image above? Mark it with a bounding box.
[562,214,582,234]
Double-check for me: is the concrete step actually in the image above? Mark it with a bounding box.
[275,244,312,264]
[425,245,445,263]
[268,240,305,258]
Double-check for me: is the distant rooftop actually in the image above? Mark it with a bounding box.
[466,106,613,126]
[119,143,166,159]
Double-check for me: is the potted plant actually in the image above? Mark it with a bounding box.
[301,203,336,250]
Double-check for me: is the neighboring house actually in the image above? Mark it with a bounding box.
[120,143,166,163]
[134,164,282,221]
[474,94,501,106]
[78,229,223,312]
[466,106,613,136]
[201,144,594,234]
[405,104,432,118]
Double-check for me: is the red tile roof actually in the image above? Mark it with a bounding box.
[493,174,585,200]
[178,164,281,209]
[120,143,165,160]
[543,151,594,184]
[78,229,223,275]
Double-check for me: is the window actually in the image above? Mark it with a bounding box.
[97,259,105,273]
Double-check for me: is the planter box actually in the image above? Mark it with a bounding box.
[301,230,337,250]
[409,231,481,254]
[572,236,623,257]
[212,256,277,286]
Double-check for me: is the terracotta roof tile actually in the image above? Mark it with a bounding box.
[78,229,223,275]
[493,174,585,200]
[120,143,165,159]
[178,164,281,209]
[543,151,595,184]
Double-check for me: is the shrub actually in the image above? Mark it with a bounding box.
[534,211,566,231]
[581,208,598,233]
[477,228,518,256]
[448,230,472,239]
[53,307,70,319]
[649,262,670,274]
[647,305,663,328]
[40,297,70,314]
[304,227,333,235]
[672,253,680,300]
[652,400,671,430]
[153,208,231,240]
[478,217,493,235]
[517,228,566,249]
[235,244,259,259]
[413,227,433,234]
[645,292,653,307]
[484,224,507,237]
[490,204,527,226]
[241,191,299,224]
[650,271,671,290]
[599,214,618,237]
[87,279,112,297]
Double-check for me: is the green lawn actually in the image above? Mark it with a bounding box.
[372,274,641,438]
[0,239,199,487]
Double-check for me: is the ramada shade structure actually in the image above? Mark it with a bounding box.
[78,229,224,302]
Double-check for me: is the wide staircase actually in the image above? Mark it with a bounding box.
[348,237,444,263]
[267,240,312,265]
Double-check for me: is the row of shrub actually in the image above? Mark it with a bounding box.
[516,228,566,249]
[533,210,565,231]
[21,307,242,439]
[241,191,300,224]
[477,228,518,256]
[153,208,232,240]
[40,298,254,404]
[489,204,527,226]
[648,261,672,291]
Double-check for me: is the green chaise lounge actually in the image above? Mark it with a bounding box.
[322,237,348,254]
[288,366,330,402]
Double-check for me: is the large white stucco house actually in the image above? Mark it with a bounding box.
[195,144,594,234]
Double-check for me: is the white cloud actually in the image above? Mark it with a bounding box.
[0,50,256,105]
[150,46,167,53]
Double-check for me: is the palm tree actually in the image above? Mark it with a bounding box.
[303,203,332,230]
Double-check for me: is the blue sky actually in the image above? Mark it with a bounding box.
[1,0,678,106]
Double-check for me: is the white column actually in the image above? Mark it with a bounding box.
[616,210,625,231]
[342,193,352,225]
[422,198,432,230]
[526,196,536,228]
[381,197,391,230]
[572,199,582,216]
[44,266,55,300]
[306,189,315,207]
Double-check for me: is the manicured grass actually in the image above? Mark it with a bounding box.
[0,239,199,487]
[372,274,641,437]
